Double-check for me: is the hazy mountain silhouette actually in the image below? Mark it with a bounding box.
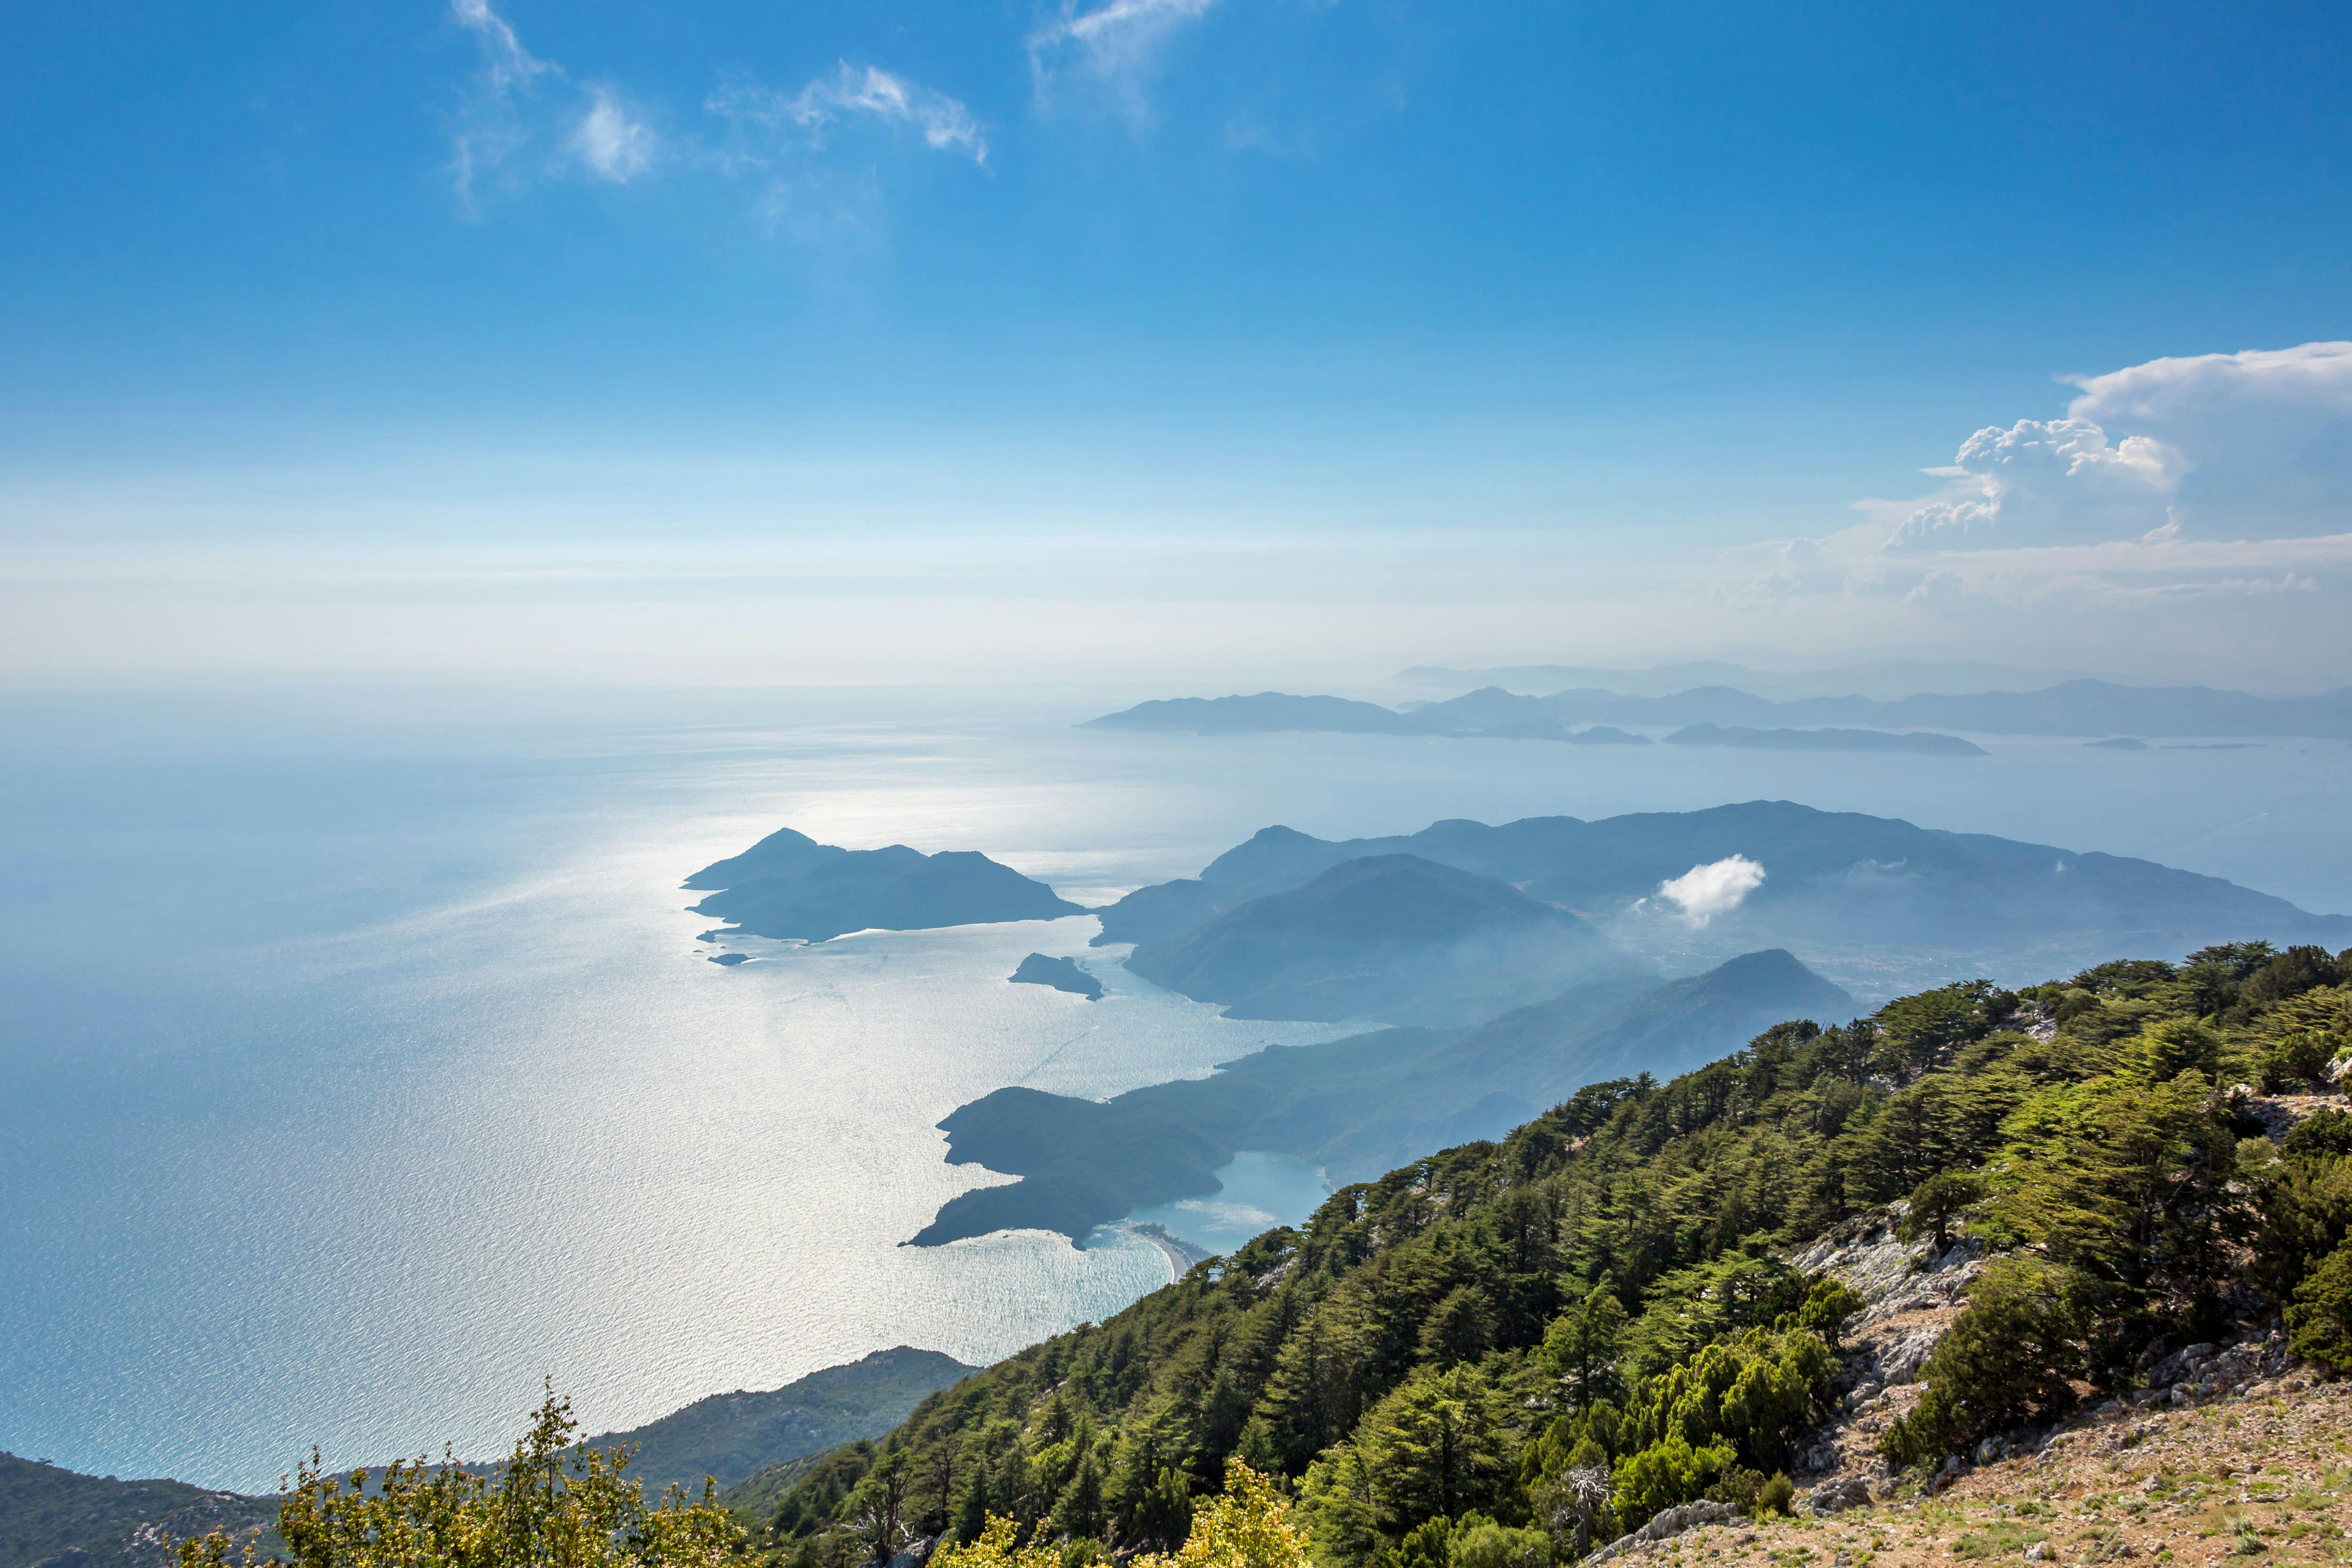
[1123,853,1649,1026]
[910,949,1855,1245]
[1092,802,2352,999]
[1085,678,2352,739]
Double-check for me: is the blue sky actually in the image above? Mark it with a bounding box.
[5,0,2351,684]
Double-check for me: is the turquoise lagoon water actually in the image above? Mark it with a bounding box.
[3,683,2349,1487]
[1122,1154,1336,1258]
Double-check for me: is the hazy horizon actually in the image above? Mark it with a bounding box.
[7,3,2351,688]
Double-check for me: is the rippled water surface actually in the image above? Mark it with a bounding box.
[2,684,2346,1487]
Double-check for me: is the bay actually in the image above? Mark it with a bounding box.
[2,683,2346,1488]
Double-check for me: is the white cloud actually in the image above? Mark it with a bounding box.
[447,0,556,199]
[440,3,978,218]
[1029,0,1222,122]
[780,63,988,163]
[451,0,548,93]
[1656,856,1766,926]
[1889,341,2352,554]
[572,87,658,182]
[1887,417,2185,552]
[1719,341,2352,617]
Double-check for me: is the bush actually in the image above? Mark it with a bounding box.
[1789,1277,1867,1346]
[1621,1328,1836,1475]
[2285,1110,2352,1161]
[1447,1515,1553,1568]
[2257,1031,2344,1093]
[1610,1437,1734,1531]
[173,1393,742,1568]
[2123,1019,2224,1083]
[946,1463,1311,1568]
[2251,1153,2352,1306]
[2287,1241,2352,1370]
[1882,1258,2084,1468]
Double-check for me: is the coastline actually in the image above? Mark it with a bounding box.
[1110,1222,1214,1282]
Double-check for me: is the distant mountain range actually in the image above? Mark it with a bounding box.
[1092,801,2352,1002]
[910,947,1855,1246]
[1395,658,2125,701]
[1084,679,2352,740]
[685,828,1081,943]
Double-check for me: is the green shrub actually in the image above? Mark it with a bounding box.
[2257,1031,2344,1093]
[2284,1110,2352,1161]
[1789,1277,1867,1346]
[1620,1328,1836,1475]
[1447,1514,1553,1568]
[1882,1258,2084,1467]
[1610,1437,1735,1530]
[2286,1241,2352,1370]
[173,1393,741,1568]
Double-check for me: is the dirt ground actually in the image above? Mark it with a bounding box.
[1609,1375,2352,1568]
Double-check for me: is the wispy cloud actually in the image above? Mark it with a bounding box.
[451,0,549,92]
[1029,0,1222,124]
[447,0,559,200]
[776,63,988,164]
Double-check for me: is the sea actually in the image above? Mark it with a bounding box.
[3,682,2348,1489]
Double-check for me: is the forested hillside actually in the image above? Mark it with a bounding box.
[762,941,2352,1568]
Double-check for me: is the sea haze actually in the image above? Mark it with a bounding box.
[2,684,2348,1490]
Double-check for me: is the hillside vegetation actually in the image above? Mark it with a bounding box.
[761,940,2352,1568]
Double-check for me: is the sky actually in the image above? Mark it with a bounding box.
[3,0,2350,687]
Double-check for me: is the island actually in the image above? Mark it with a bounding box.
[2086,736,2149,749]
[683,827,1084,942]
[1009,952,1103,999]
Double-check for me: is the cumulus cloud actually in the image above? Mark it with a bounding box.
[572,87,658,181]
[1718,341,2352,619]
[1029,0,1222,122]
[1890,342,2352,554]
[1887,417,2185,551]
[1656,856,1766,926]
